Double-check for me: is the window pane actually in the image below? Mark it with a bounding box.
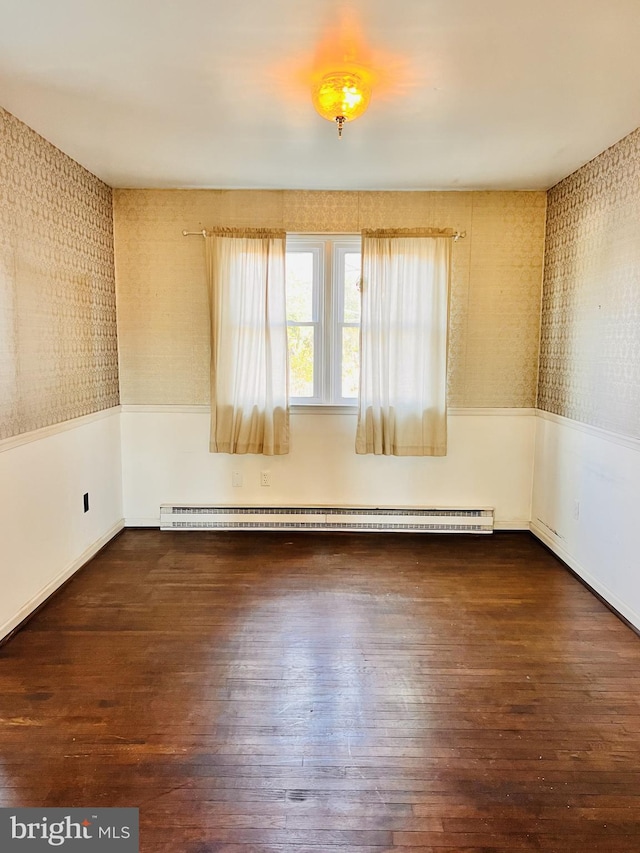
[343,252,361,322]
[288,325,315,397]
[341,326,360,398]
[286,253,314,321]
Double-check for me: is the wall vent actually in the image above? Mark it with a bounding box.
[160,505,494,533]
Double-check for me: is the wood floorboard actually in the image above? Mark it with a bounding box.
[1,530,640,851]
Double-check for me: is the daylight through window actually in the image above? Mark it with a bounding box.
[286,235,361,406]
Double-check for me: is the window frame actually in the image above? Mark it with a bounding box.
[286,234,361,410]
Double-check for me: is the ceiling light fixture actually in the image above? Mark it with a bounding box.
[311,71,372,138]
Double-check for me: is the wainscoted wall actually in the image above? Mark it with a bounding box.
[0,108,123,640]
[114,189,545,526]
[121,408,536,530]
[0,410,123,639]
[532,413,640,629]
[533,127,640,630]
[114,189,547,408]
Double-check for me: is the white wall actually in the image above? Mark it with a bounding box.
[0,408,124,640]
[121,407,536,529]
[532,412,640,631]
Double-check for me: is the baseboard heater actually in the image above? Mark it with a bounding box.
[160,505,494,533]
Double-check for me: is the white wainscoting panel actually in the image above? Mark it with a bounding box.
[121,407,535,529]
[0,410,124,640]
[532,411,640,631]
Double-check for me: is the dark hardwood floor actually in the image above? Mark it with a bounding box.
[1,530,640,852]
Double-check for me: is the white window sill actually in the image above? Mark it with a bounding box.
[290,404,358,415]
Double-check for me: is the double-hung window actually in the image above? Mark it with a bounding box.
[285,235,361,407]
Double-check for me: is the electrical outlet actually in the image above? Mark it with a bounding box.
[232,471,243,488]
[83,492,89,513]
[260,470,271,487]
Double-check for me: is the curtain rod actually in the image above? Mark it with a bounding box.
[182,229,467,241]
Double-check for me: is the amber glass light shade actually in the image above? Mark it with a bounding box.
[311,71,372,133]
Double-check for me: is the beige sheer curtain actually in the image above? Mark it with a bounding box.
[355,230,451,456]
[204,229,289,455]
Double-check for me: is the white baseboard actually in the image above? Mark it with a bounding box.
[530,521,640,632]
[0,519,125,642]
[495,520,529,530]
[125,517,160,527]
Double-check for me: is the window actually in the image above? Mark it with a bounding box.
[286,235,361,406]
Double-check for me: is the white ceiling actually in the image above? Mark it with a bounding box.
[1,0,639,190]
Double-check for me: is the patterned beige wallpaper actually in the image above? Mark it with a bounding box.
[0,108,119,440]
[538,127,640,438]
[114,189,546,408]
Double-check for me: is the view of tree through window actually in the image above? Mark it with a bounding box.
[285,236,361,405]
[285,251,316,397]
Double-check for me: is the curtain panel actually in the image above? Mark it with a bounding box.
[356,231,451,456]
[204,229,289,455]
